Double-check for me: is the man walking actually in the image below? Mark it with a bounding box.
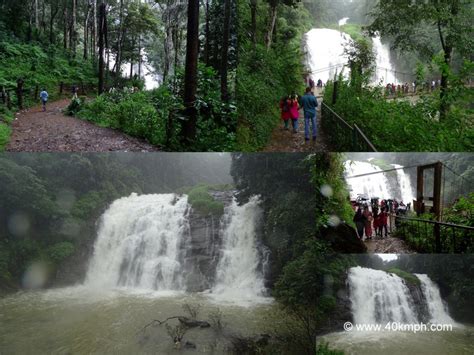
[299,87,318,141]
[39,88,49,112]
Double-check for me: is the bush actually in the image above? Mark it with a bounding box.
[0,122,11,151]
[187,184,224,216]
[47,242,75,263]
[323,80,474,151]
[387,268,420,285]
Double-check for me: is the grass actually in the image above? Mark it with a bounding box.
[387,268,421,286]
[178,183,227,216]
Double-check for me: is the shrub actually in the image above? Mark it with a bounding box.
[186,184,224,216]
[387,268,421,285]
[47,242,75,263]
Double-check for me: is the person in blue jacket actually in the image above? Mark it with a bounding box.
[299,87,318,141]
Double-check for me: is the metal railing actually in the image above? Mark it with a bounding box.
[389,214,474,253]
[321,102,377,152]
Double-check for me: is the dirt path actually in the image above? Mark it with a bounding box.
[364,235,415,254]
[264,89,330,152]
[6,99,159,152]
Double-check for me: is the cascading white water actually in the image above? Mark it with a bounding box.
[372,36,397,85]
[392,164,415,204]
[349,267,419,324]
[415,274,455,324]
[212,196,267,301]
[344,160,392,200]
[85,193,190,290]
[304,28,351,83]
[305,24,398,85]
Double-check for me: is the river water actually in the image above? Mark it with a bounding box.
[0,288,274,354]
[318,328,474,355]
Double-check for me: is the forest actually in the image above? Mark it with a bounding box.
[0,0,238,152]
[237,0,473,151]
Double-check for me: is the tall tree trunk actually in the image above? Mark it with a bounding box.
[250,0,257,48]
[84,3,91,59]
[98,2,106,95]
[265,1,277,49]
[63,4,68,49]
[50,4,59,44]
[204,0,210,66]
[220,0,231,101]
[181,0,200,145]
[116,0,125,76]
[92,0,97,59]
[34,0,39,29]
[70,0,77,56]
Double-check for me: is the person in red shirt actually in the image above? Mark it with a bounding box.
[373,209,381,237]
[379,207,389,237]
[288,94,300,133]
[280,96,292,130]
[363,207,373,239]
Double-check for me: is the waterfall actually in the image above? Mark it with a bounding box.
[85,193,190,290]
[304,28,351,83]
[304,28,398,85]
[392,164,415,204]
[84,193,269,304]
[349,267,419,324]
[212,196,267,301]
[372,36,398,85]
[344,160,392,200]
[415,274,455,324]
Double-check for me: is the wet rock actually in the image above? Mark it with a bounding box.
[184,341,196,349]
[178,317,211,328]
[322,223,367,253]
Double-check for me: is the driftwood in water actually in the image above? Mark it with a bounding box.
[138,316,210,335]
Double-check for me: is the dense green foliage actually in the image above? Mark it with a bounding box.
[235,1,310,150]
[0,154,141,288]
[75,65,237,151]
[184,184,225,216]
[386,268,420,286]
[323,80,474,151]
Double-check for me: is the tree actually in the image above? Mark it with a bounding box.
[98,2,107,94]
[367,0,474,120]
[181,0,200,145]
[220,0,231,101]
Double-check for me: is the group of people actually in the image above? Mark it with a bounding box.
[352,198,410,240]
[385,79,443,96]
[279,87,318,141]
[308,78,323,89]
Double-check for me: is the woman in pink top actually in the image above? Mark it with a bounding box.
[288,94,299,133]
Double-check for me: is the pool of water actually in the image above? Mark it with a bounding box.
[318,327,474,355]
[0,286,274,354]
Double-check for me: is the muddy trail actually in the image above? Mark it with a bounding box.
[364,234,415,254]
[264,89,330,152]
[6,99,159,152]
